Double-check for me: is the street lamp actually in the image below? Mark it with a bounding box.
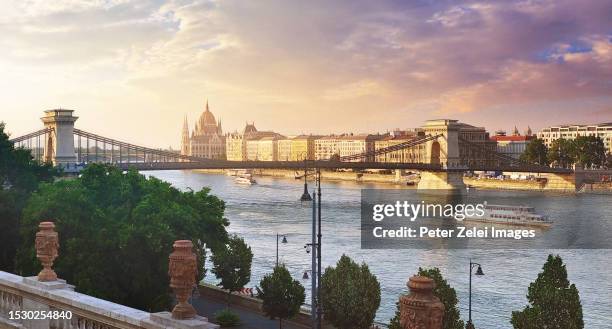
[276,233,288,267]
[467,259,485,329]
[300,161,312,201]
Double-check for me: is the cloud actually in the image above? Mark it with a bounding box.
[0,0,611,147]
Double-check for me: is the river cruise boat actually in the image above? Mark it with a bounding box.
[234,174,256,185]
[465,204,552,227]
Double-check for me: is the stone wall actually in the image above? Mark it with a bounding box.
[464,177,546,190]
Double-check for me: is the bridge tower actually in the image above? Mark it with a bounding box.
[41,109,78,166]
[417,119,466,193]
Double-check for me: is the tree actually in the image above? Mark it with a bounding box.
[320,255,381,329]
[15,164,228,311]
[388,268,464,329]
[388,301,402,329]
[520,139,549,166]
[511,255,583,329]
[420,268,464,329]
[547,139,576,168]
[257,265,305,329]
[573,136,606,168]
[211,234,253,307]
[0,123,57,272]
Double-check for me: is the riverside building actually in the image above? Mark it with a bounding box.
[537,123,612,153]
[490,128,535,159]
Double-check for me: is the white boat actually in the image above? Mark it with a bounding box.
[465,204,552,227]
[227,169,248,176]
[234,174,256,185]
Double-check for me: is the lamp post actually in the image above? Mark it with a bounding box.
[315,169,322,329]
[301,166,322,329]
[300,166,312,201]
[467,259,485,329]
[276,233,288,267]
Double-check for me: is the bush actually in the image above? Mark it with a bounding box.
[214,308,241,327]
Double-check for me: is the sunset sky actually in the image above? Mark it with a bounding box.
[1,0,611,148]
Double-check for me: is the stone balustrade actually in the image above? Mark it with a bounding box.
[0,222,218,329]
[0,271,218,329]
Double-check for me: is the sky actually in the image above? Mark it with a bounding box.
[1,0,611,148]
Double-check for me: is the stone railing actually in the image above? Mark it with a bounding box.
[0,222,219,329]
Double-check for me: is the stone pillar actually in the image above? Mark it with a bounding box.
[418,119,467,193]
[399,276,444,329]
[169,240,198,319]
[35,221,59,282]
[23,221,72,329]
[41,109,78,166]
[144,240,218,329]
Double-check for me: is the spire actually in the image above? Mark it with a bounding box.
[182,114,189,132]
[181,114,191,157]
[205,99,209,112]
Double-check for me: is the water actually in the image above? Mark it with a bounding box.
[148,170,612,328]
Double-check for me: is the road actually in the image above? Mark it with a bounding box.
[192,295,307,329]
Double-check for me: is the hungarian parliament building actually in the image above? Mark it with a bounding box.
[180,101,226,159]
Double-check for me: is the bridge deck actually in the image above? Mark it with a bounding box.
[115,161,573,174]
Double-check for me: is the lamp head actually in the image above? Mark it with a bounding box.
[475,265,484,276]
[302,271,309,280]
[281,236,288,244]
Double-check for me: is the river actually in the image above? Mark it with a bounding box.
[148,170,611,328]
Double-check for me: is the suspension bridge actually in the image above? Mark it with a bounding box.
[10,109,572,192]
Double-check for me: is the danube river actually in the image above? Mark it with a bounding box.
[148,170,611,328]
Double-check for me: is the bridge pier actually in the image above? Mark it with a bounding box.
[417,171,466,194]
[417,119,466,193]
[41,109,78,166]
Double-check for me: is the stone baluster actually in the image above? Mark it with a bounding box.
[399,276,444,329]
[35,221,60,281]
[169,240,198,319]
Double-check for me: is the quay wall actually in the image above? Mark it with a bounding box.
[250,168,406,184]
[464,177,545,190]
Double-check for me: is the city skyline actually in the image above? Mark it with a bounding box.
[1,0,611,149]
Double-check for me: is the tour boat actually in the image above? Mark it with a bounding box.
[465,204,553,227]
[234,174,256,185]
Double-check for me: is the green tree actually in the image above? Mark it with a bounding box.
[320,255,381,329]
[0,123,57,272]
[573,136,606,168]
[211,234,253,307]
[15,164,228,311]
[511,255,583,329]
[420,268,464,329]
[520,139,549,166]
[388,268,464,329]
[547,139,576,168]
[257,265,305,329]
[388,301,402,329]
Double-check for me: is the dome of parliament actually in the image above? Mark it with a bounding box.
[193,101,221,136]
